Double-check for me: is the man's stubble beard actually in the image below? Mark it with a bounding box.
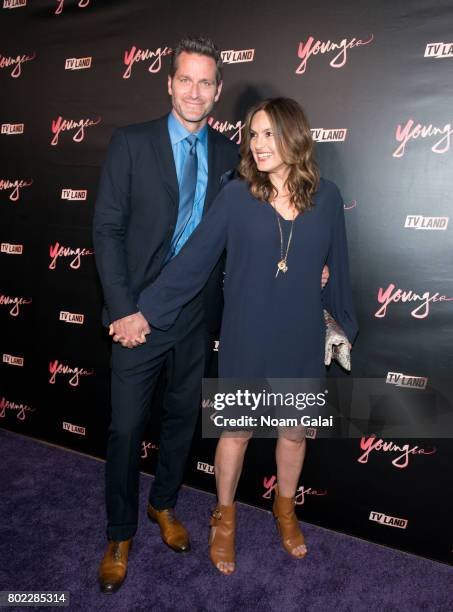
[172,95,216,126]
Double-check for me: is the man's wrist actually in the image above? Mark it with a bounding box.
[111,310,140,325]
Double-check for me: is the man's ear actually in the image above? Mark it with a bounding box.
[168,75,173,97]
[214,80,223,103]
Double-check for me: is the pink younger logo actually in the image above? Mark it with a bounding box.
[263,475,327,505]
[141,440,159,459]
[49,242,94,270]
[0,294,32,316]
[49,360,94,387]
[50,116,101,146]
[375,283,453,318]
[296,34,374,74]
[358,435,436,469]
[0,52,36,78]
[0,396,35,421]
[208,117,245,144]
[344,200,357,210]
[123,45,172,79]
[0,179,33,201]
[393,119,453,158]
[55,0,89,15]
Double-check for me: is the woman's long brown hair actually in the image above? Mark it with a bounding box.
[238,97,320,212]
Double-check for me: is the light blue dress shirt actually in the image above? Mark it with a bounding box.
[167,111,208,258]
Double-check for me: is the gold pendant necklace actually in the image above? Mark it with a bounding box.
[272,201,296,278]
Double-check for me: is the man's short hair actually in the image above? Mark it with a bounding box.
[169,36,223,85]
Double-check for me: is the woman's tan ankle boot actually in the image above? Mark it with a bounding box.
[208,503,236,575]
[273,488,307,558]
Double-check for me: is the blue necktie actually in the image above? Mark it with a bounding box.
[166,134,198,261]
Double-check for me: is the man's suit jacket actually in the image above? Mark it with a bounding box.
[93,114,239,335]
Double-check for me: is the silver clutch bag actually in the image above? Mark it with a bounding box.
[324,309,351,371]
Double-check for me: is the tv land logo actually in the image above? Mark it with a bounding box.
[122,45,172,79]
[0,294,32,317]
[3,0,27,7]
[51,116,101,146]
[197,461,214,475]
[49,360,94,387]
[369,511,408,529]
[295,33,374,74]
[311,128,347,143]
[305,427,317,439]
[0,179,33,201]
[1,123,24,135]
[386,372,428,390]
[357,435,436,469]
[375,283,453,319]
[404,215,449,230]
[61,188,87,201]
[424,41,453,59]
[49,242,94,270]
[0,396,35,421]
[65,57,92,70]
[62,421,86,435]
[263,475,327,505]
[141,440,159,459]
[208,117,245,145]
[55,0,89,15]
[2,353,24,367]
[1,242,23,254]
[59,310,84,324]
[221,49,255,64]
[0,51,36,78]
[393,119,453,158]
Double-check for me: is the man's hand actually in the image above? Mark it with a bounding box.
[109,312,151,349]
[321,264,330,289]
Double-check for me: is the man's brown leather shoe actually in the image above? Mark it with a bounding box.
[98,538,132,593]
[147,503,191,553]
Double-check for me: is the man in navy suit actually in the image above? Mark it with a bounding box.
[93,36,239,593]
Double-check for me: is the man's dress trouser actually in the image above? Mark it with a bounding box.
[105,296,205,541]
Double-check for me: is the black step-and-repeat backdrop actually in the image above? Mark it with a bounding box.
[1,0,452,565]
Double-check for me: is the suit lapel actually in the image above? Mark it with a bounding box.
[149,120,227,214]
[203,126,221,216]
[150,115,179,206]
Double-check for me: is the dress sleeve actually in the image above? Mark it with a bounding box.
[137,184,230,330]
[321,187,359,344]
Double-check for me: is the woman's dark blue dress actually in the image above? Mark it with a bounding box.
[138,178,358,377]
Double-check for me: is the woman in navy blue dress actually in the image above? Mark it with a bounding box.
[138,98,358,574]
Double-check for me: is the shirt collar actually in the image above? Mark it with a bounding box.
[168,111,208,146]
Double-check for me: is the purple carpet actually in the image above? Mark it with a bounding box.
[1,428,451,612]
